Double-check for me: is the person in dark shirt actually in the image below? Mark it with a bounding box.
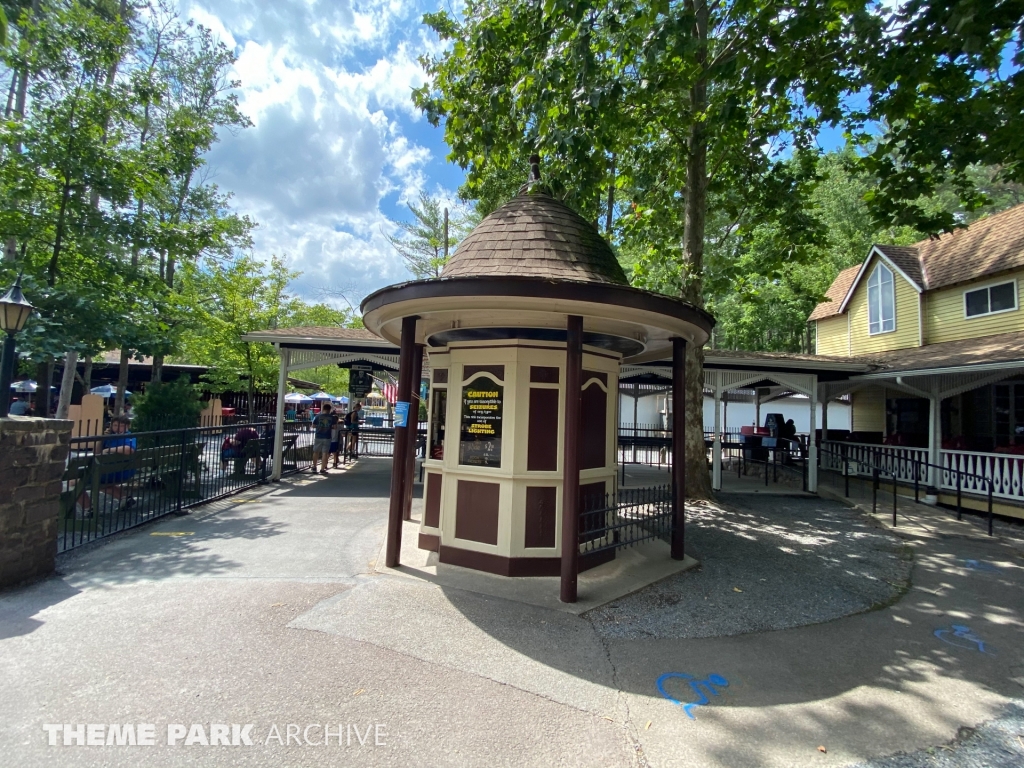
[311,404,336,474]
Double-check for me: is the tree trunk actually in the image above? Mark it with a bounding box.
[115,348,130,414]
[33,358,52,417]
[56,350,78,418]
[83,356,93,390]
[679,0,712,499]
[151,353,164,383]
[5,0,41,262]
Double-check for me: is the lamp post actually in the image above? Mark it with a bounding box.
[0,276,34,418]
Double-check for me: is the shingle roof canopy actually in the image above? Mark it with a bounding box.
[811,203,1024,320]
[441,190,629,285]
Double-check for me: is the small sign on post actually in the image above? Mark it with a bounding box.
[394,401,410,428]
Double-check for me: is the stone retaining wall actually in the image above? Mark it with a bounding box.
[0,417,73,588]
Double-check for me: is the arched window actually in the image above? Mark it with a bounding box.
[867,262,895,334]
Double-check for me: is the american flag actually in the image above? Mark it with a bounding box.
[381,379,398,404]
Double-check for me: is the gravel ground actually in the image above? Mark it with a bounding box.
[587,492,912,639]
[851,701,1024,767]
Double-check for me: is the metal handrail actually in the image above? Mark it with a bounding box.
[817,442,994,535]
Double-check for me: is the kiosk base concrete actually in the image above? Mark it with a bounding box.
[377,517,699,615]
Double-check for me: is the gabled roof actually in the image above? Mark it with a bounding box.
[808,266,859,321]
[810,202,1024,322]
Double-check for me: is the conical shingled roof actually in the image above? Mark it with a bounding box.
[441,191,629,285]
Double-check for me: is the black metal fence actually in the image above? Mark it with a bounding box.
[578,485,674,555]
[59,421,314,552]
[817,443,995,535]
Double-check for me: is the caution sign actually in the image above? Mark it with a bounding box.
[459,375,503,467]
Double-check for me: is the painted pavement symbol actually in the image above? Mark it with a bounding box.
[963,559,1001,573]
[656,672,730,720]
[934,624,993,654]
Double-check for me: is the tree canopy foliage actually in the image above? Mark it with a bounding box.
[0,0,353,413]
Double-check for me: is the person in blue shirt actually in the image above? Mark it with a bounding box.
[9,397,30,415]
[77,415,137,514]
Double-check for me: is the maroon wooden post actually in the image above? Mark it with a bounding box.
[560,315,584,603]
[385,316,418,568]
[671,336,687,560]
[402,344,424,521]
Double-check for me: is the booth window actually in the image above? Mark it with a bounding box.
[428,381,447,460]
[867,262,895,335]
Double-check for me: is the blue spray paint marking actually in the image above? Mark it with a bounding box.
[656,672,730,719]
[964,559,1000,573]
[934,624,993,654]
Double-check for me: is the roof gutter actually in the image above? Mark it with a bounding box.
[852,359,1024,380]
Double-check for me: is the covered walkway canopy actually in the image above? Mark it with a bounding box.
[623,350,874,492]
[240,327,401,480]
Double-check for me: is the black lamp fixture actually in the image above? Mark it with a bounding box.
[0,275,34,417]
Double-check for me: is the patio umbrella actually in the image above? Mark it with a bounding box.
[90,384,131,398]
[309,391,333,401]
[11,380,37,392]
[284,392,313,404]
[331,395,349,404]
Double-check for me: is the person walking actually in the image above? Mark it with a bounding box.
[344,402,362,459]
[311,403,336,474]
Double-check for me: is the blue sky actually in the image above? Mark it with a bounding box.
[177,0,466,308]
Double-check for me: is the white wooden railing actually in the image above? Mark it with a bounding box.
[820,442,1024,504]
[820,442,928,484]
[941,450,1023,502]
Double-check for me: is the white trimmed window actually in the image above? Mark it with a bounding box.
[867,263,895,335]
[964,281,1017,318]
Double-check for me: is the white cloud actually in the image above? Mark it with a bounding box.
[179,0,457,303]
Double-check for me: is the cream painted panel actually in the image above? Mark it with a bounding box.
[852,387,886,433]
[849,258,920,354]
[814,316,849,356]
[923,272,1024,344]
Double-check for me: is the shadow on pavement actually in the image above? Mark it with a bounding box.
[0,578,81,639]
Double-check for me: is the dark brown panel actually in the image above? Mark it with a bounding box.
[524,486,557,548]
[530,366,560,384]
[583,370,608,386]
[455,480,500,545]
[432,369,448,384]
[579,548,615,572]
[424,472,442,528]
[438,545,560,577]
[580,382,608,469]
[579,481,606,543]
[418,533,440,552]
[463,364,505,381]
[527,388,559,471]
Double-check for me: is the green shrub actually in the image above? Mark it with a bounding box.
[131,376,204,433]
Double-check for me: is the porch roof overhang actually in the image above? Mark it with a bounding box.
[850,329,1024,380]
[240,327,403,373]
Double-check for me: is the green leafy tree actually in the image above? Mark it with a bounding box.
[384,192,472,279]
[848,0,1024,233]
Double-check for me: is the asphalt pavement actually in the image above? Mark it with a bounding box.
[1,458,1022,767]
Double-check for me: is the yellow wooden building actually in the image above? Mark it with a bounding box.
[807,203,1024,514]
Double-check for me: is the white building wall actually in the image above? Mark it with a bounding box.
[619,392,851,434]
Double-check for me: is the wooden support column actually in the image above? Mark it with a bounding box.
[712,375,722,492]
[272,348,290,481]
[560,315,583,604]
[385,316,418,568]
[402,344,425,521]
[671,337,687,560]
[808,376,818,493]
